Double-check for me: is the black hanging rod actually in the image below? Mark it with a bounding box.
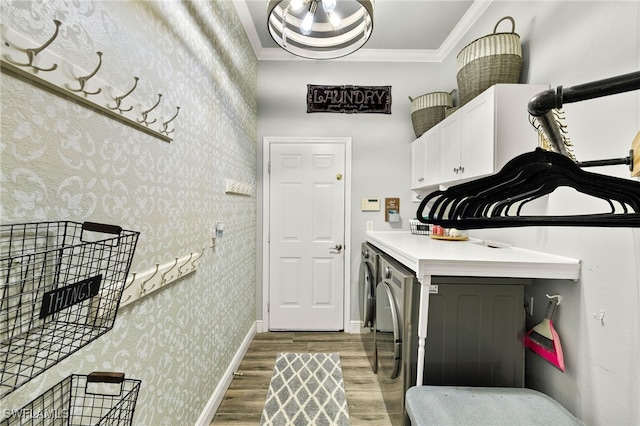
[576,149,634,171]
[528,71,640,162]
[528,71,640,116]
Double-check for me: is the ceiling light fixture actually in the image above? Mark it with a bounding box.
[267,0,374,60]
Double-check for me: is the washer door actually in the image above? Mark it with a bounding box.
[359,259,375,327]
[375,281,401,379]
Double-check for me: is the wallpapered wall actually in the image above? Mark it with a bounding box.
[0,1,257,424]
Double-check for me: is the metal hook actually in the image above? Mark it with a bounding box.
[120,272,137,304]
[109,76,139,113]
[593,309,605,324]
[178,252,194,277]
[140,263,159,296]
[124,271,137,290]
[4,19,61,72]
[65,51,103,96]
[161,257,179,286]
[545,294,562,305]
[138,93,162,126]
[160,106,180,135]
[191,247,205,269]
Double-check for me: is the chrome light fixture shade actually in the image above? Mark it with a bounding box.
[267,0,374,60]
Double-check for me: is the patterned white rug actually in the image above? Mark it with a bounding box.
[260,352,351,425]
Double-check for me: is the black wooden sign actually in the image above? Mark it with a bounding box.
[307,85,391,114]
[39,274,102,318]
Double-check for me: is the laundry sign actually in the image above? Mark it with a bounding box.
[307,84,391,114]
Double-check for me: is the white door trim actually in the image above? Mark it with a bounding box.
[262,136,352,332]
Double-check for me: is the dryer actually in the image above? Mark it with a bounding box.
[359,242,380,373]
[374,254,417,426]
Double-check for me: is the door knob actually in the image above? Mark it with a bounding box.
[331,244,343,252]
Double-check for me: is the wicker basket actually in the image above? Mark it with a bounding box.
[456,16,522,106]
[409,91,454,137]
[445,106,459,118]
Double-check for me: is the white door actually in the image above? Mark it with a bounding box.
[268,141,346,330]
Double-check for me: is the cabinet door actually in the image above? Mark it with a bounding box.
[423,127,441,187]
[440,116,462,183]
[410,137,426,189]
[459,90,495,180]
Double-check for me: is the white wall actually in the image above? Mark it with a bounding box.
[449,2,640,425]
[256,1,640,424]
[257,60,441,325]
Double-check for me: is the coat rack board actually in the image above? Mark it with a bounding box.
[0,20,180,142]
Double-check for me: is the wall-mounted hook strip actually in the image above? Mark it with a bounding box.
[140,263,159,296]
[161,257,179,286]
[3,19,61,72]
[545,294,562,305]
[138,93,162,126]
[65,51,103,96]
[178,252,194,277]
[160,106,180,135]
[191,248,205,269]
[120,271,137,304]
[108,76,139,113]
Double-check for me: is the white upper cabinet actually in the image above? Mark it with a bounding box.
[411,84,549,190]
[411,126,441,189]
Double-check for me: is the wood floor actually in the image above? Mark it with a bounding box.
[211,331,392,425]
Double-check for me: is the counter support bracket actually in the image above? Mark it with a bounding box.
[416,274,433,387]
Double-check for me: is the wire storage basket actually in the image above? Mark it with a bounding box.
[0,221,139,397]
[409,219,430,236]
[456,16,522,106]
[2,372,141,425]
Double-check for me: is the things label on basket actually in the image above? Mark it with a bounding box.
[39,274,102,319]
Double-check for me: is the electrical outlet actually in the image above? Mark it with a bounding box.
[524,294,534,316]
[366,221,373,232]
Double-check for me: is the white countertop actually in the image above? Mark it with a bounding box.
[365,231,581,281]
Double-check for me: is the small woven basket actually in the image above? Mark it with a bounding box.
[456,16,522,106]
[445,106,459,118]
[409,90,454,138]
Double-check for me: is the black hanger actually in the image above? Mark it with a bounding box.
[417,148,640,229]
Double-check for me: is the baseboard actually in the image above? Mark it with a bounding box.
[195,321,257,426]
[349,320,364,334]
[256,319,264,333]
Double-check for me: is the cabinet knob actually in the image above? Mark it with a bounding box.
[460,166,465,173]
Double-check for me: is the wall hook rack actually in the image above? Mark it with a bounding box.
[191,248,205,269]
[139,93,162,126]
[160,106,180,135]
[120,271,137,305]
[65,51,103,96]
[160,257,178,286]
[140,263,160,296]
[1,20,179,142]
[178,252,194,278]
[120,249,204,308]
[3,19,61,72]
[109,76,139,113]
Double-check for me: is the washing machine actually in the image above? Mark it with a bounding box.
[359,242,380,373]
